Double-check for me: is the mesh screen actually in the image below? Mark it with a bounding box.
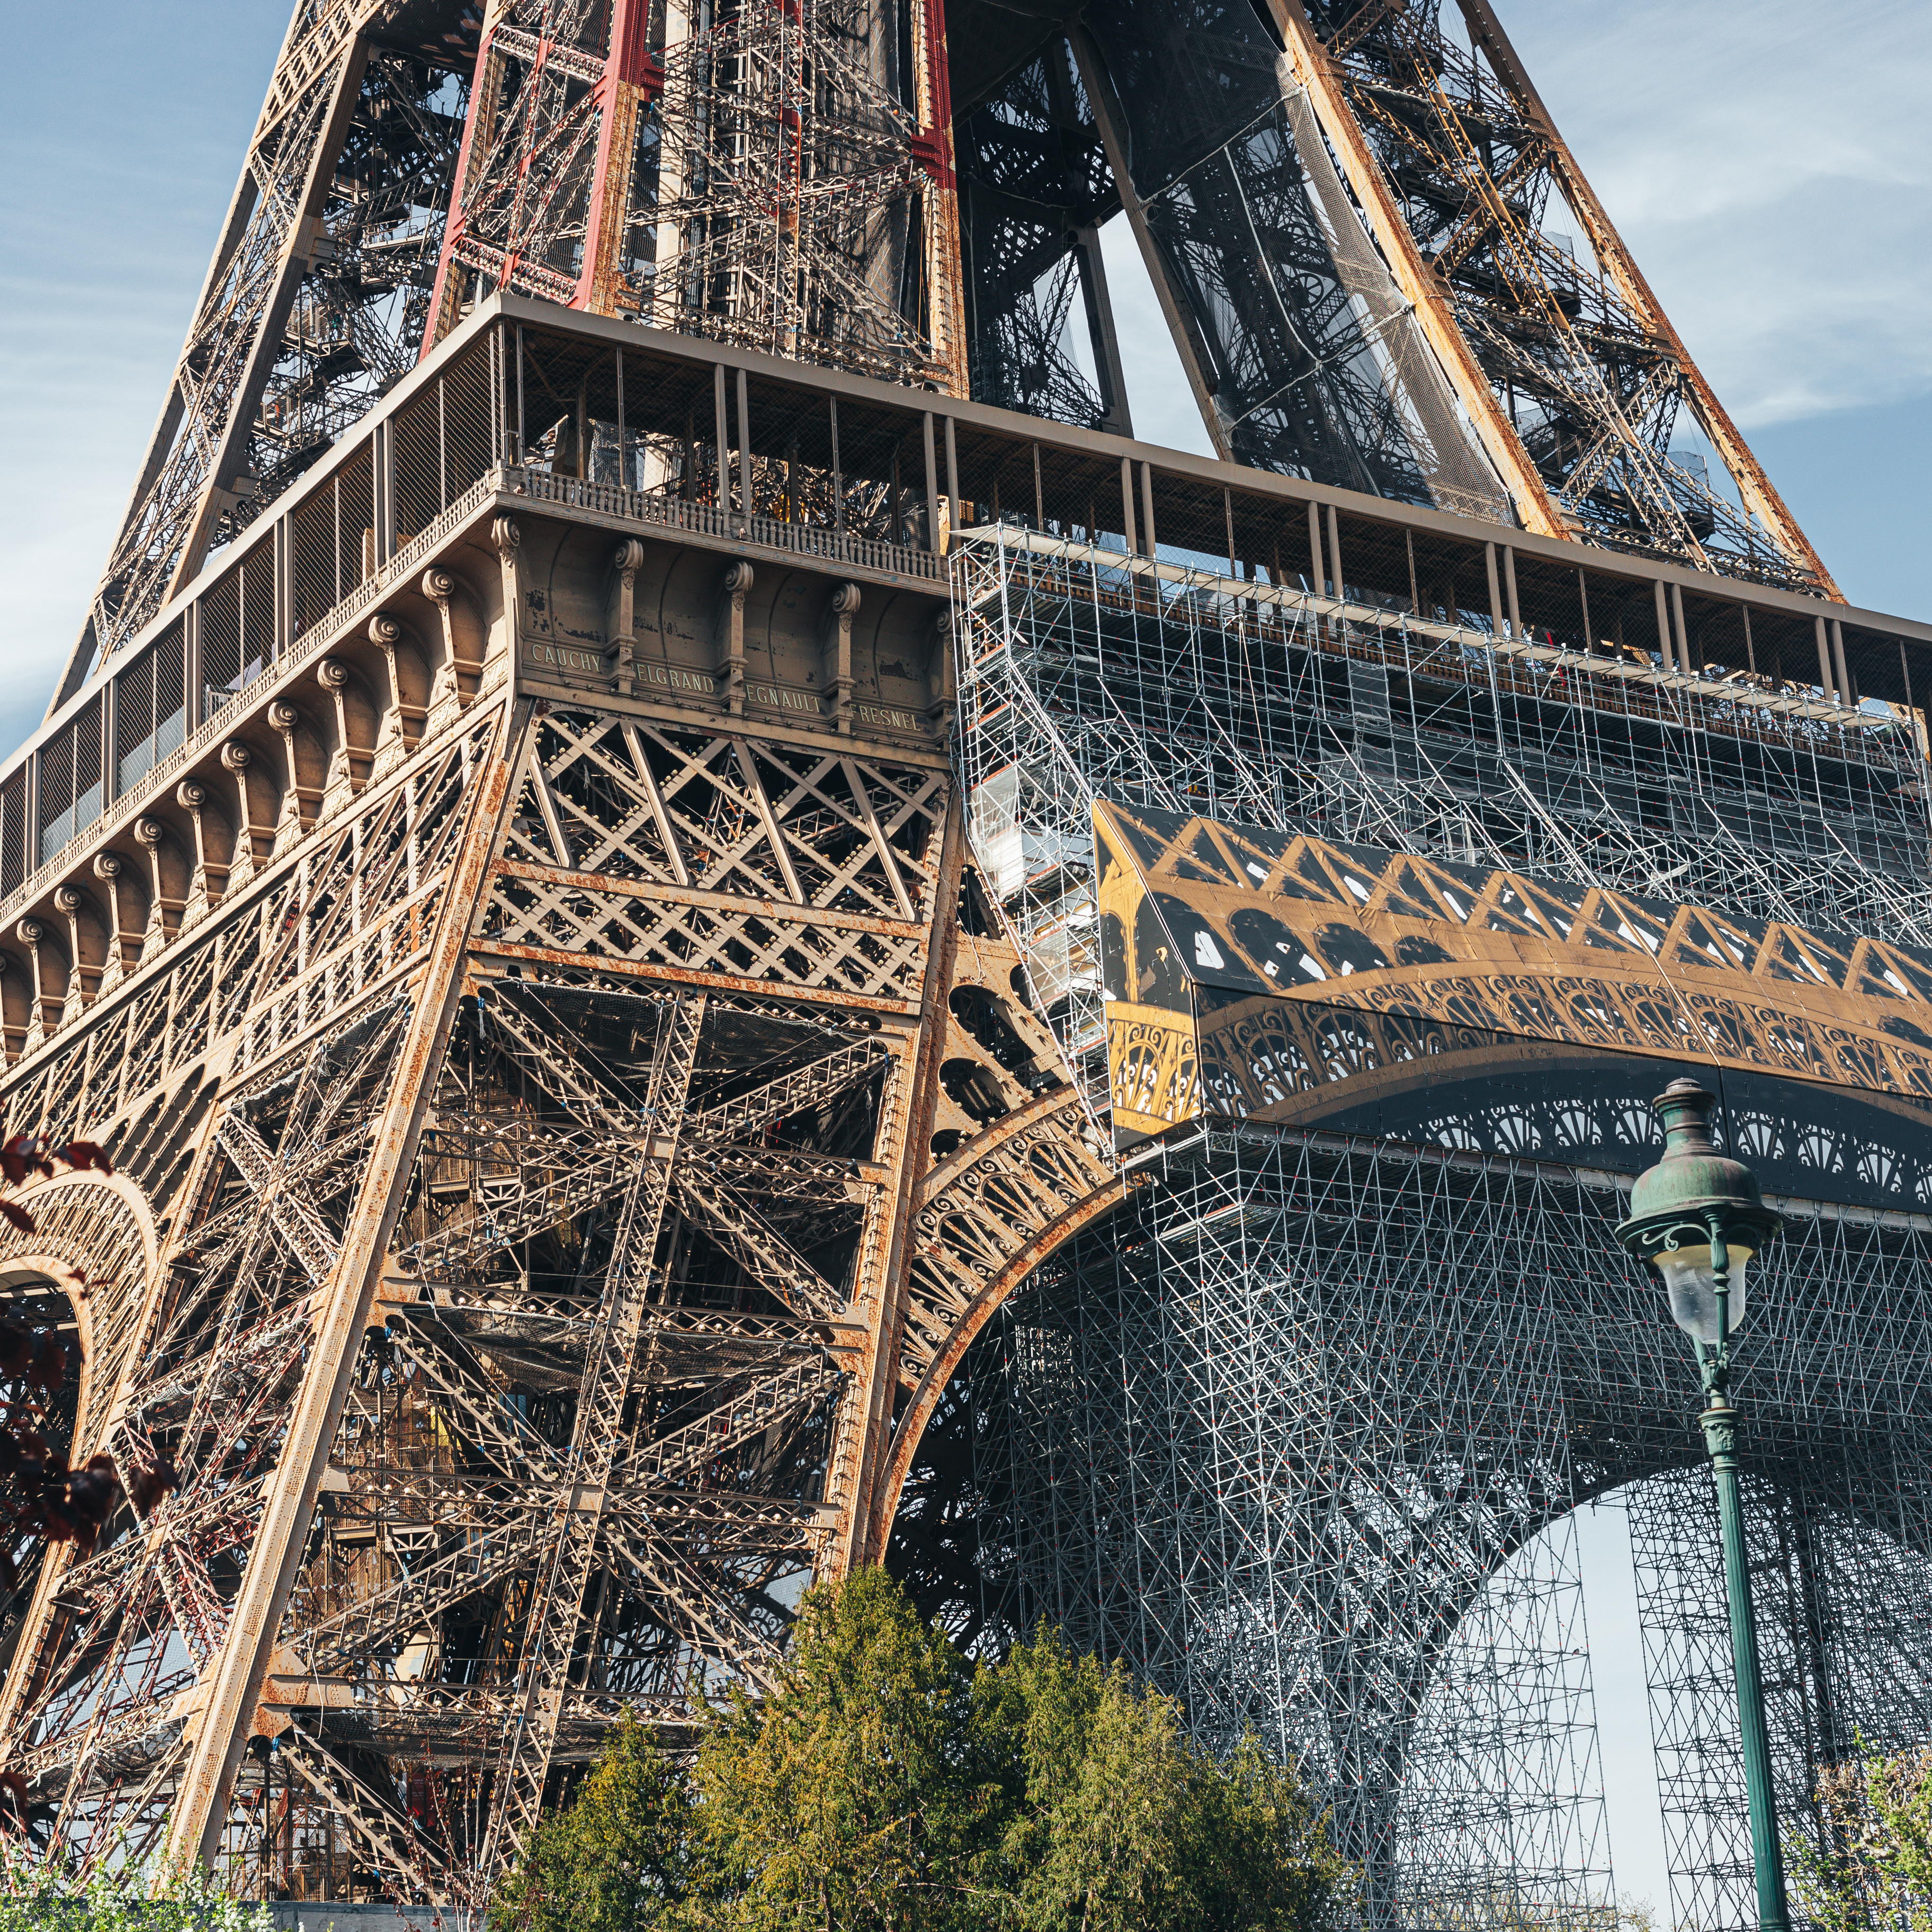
[831,408,923,542]
[201,571,243,718]
[518,334,615,474]
[115,623,188,797]
[0,768,25,896]
[239,539,276,681]
[443,339,497,492]
[393,383,441,543]
[39,698,103,865]
[336,443,375,596]
[289,486,336,646]
[114,650,155,794]
[1277,77,1510,525]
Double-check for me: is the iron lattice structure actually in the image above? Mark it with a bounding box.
[424,0,967,391]
[945,523,1932,1930]
[67,0,1835,717]
[0,310,1135,1909]
[7,282,1932,1912]
[62,4,480,699]
[946,0,1832,590]
[8,0,1928,1911]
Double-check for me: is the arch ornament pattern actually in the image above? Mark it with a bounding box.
[870,1089,1122,1559]
[0,1171,160,1748]
[0,1172,158,1474]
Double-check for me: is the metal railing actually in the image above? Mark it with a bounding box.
[503,467,944,583]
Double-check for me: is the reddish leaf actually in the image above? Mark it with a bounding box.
[4,1136,52,1182]
[58,1142,114,1177]
[67,1456,122,1532]
[25,1335,68,1396]
[128,1456,180,1517]
[0,1202,35,1237]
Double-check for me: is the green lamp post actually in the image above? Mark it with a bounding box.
[1617,1077,1788,1932]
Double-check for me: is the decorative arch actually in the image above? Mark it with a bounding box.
[867,1090,1122,1560]
[0,1170,159,1457]
[0,1170,159,1746]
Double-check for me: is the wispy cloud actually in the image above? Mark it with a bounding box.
[1104,1,1932,451]
[1,0,1924,750]
[1506,0,1932,425]
[0,5,281,753]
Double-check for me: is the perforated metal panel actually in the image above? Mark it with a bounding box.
[38,697,104,866]
[114,623,188,797]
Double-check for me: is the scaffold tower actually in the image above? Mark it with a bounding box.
[940,522,1932,1932]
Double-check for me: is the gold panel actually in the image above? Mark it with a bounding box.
[1096,800,1932,1149]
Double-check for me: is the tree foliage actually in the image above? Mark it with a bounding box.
[494,1709,693,1932]
[493,1568,1352,1932]
[1793,1742,1932,1932]
[0,1839,273,1930]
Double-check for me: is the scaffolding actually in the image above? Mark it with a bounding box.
[950,522,1932,1931]
[952,526,1932,1112]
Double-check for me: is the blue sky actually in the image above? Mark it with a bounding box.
[2,3,1928,755]
[2,1,1927,1913]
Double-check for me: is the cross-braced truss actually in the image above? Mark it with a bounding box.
[0,638,1116,1911]
[425,0,965,390]
[63,7,476,697]
[1280,0,1831,590]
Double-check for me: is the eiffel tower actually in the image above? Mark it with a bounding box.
[3,0,1929,1921]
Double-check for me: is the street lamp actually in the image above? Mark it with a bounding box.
[1617,1077,1788,1932]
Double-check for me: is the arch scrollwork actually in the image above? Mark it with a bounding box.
[870,1090,1121,1558]
[0,1170,159,1747]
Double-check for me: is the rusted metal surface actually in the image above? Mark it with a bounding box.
[4,7,1915,1898]
[166,695,520,1866]
[0,461,1130,1901]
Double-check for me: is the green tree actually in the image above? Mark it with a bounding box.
[497,1569,1350,1932]
[0,1840,273,1931]
[676,1564,992,1929]
[491,1709,692,1932]
[1793,1742,1932,1932]
[973,1628,1349,1932]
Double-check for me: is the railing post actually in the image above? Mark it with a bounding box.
[185,599,202,730]
[514,324,526,463]
[375,418,395,565]
[923,413,940,552]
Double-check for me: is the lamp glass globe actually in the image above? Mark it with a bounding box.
[1654,1241,1753,1345]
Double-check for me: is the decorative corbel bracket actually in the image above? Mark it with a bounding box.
[609,539,647,695]
[92,853,144,993]
[715,561,754,716]
[219,744,269,893]
[823,583,862,735]
[134,816,186,958]
[267,701,320,857]
[15,918,62,1051]
[425,558,493,732]
[926,607,957,743]
[315,658,378,816]
[176,779,230,928]
[368,612,427,775]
